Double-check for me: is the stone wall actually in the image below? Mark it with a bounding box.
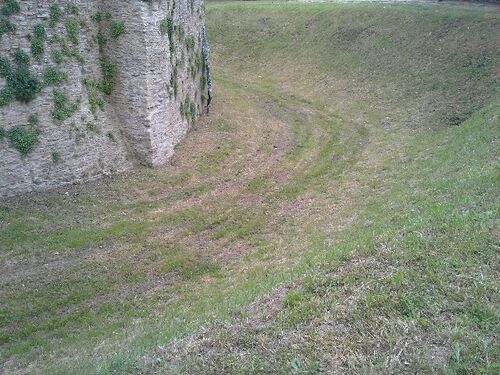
[0,0,210,197]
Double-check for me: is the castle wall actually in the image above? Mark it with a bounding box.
[0,0,209,197]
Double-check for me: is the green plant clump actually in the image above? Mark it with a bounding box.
[170,66,178,98]
[100,60,117,95]
[82,78,105,114]
[65,19,79,45]
[13,48,29,65]
[160,17,175,54]
[49,4,62,27]
[86,122,98,132]
[51,151,61,163]
[31,24,46,59]
[110,20,125,39]
[27,113,38,126]
[1,0,20,17]
[51,90,80,121]
[91,12,102,23]
[0,0,18,40]
[186,36,195,52]
[52,35,84,64]
[0,16,15,39]
[160,17,173,38]
[96,31,106,52]
[0,50,42,106]
[183,96,190,119]
[91,12,111,23]
[43,67,68,86]
[189,100,196,122]
[69,4,79,16]
[51,49,65,64]
[6,126,41,156]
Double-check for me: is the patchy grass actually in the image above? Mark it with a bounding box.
[1,2,499,374]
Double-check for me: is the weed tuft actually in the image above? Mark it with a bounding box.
[27,113,38,126]
[31,24,45,59]
[43,67,67,86]
[65,19,79,45]
[51,151,61,163]
[51,90,79,122]
[49,4,62,27]
[110,20,125,39]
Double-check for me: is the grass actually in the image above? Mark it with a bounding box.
[1,1,499,374]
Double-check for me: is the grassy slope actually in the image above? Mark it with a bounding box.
[1,2,499,374]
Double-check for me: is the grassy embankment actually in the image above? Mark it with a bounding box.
[1,2,499,374]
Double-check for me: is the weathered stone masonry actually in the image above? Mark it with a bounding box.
[0,0,211,197]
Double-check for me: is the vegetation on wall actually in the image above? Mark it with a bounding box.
[170,66,178,98]
[91,12,111,24]
[51,151,61,163]
[30,24,46,59]
[110,20,125,39]
[43,67,68,86]
[86,121,99,132]
[160,17,175,54]
[51,35,84,64]
[159,8,202,124]
[0,0,201,162]
[27,113,38,126]
[82,59,117,115]
[6,126,41,155]
[49,4,62,27]
[0,0,19,17]
[0,49,42,106]
[0,112,41,156]
[100,60,117,95]
[83,12,126,115]
[65,19,80,45]
[180,95,197,123]
[51,89,80,122]
[96,31,106,52]
[0,15,15,40]
[82,79,105,114]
